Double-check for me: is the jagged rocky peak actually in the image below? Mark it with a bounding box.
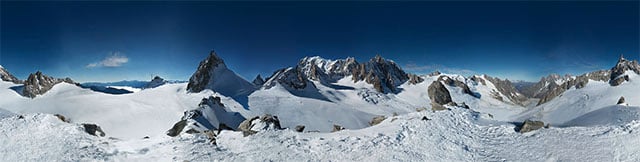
[407,74,424,84]
[144,76,167,89]
[610,54,640,86]
[437,75,476,97]
[0,65,22,84]
[22,71,77,98]
[186,50,255,97]
[350,55,409,93]
[269,54,410,93]
[187,50,227,93]
[483,75,527,106]
[252,74,265,86]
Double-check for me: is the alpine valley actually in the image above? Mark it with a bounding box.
[0,51,639,161]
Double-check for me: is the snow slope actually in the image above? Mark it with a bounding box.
[0,81,247,139]
[516,72,640,125]
[1,107,639,161]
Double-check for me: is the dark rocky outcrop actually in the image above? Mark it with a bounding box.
[238,114,283,137]
[483,75,527,106]
[407,74,424,85]
[187,51,226,93]
[617,96,626,105]
[610,54,640,86]
[82,123,106,137]
[166,96,245,137]
[295,125,306,132]
[22,71,77,98]
[54,114,70,123]
[537,70,610,105]
[369,116,386,126]
[0,65,22,84]
[517,120,545,133]
[252,74,265,86]
[332,124,345,132]
[438,76,477,97]
[144,76,167,89]
[428,81,452,111]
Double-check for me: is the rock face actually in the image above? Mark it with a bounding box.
[610,55,640,86]
[82,123,106,137]
[265,55,412,93]
[407,74,424,85]
[518,120,545,133]
[518,74,571,99]
[428,81,452,105]
[144,76,167,89]
[166,96,245,137]
[331,124,345,132]
[617,96,626,105]
[483,75,527,106]
[369,116,386,126]
[186,50,256,97]
[252,74,265,86]
[0,65,21,84]
[238,114,283,137]
[438,75,477,98]
[22,71,77,98]
[428,81,452,111]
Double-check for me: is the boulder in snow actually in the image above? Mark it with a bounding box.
[369,116,386,126]
[295,125,306,132]
[617,96,626,105]
[332,124,345,132]
[82,123,105,137]
[518,120,545,133]
[428,81,453,111]
[238,114,283,137]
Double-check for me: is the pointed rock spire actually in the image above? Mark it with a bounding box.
[252,74,265,86]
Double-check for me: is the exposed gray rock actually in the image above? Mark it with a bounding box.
[428,71,441,77]
[618,96,626,105]
[295,125,306,132]
[610,54,640,86]
[428,81,452,106]
[518,120,545,133]
[483,75,527,106]
[166,120,187,137]
[166,95,245,137]
[238,114,283,137]
[332,124,345,132]
[407,74,424,85]
[369,116,386,126]
[187,51,225,93]
[470,75,486,86]
[537,70,610,105]
[0,65,22,84]
[438,76,477,97]
[82,123,106,137]
[252,74,265,86]
[22,71,77,98]
[54,114,70,123]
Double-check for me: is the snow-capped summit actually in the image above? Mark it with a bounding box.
[519,73,572,99]
[144,76,167,89]
[22,71,77,98]
[0,65,21,84]
[268,55,410,93]
[186,50,256,98]
[609,54,640,86]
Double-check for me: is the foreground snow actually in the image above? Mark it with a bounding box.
[1,107,638,161]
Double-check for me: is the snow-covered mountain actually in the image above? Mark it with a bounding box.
[0,52,639,161]
[22,71,78,98]
[0,65,21,84]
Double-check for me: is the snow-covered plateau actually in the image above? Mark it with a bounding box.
[0,53,638,161]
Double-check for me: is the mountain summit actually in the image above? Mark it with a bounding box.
[0,65,21,84]
[187,50,256,98]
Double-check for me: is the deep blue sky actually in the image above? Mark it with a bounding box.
[1,1,638,82]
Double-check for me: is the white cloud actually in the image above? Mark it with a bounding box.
[86,52,129,68]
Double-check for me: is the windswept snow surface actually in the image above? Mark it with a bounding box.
[0,81,247,139]
[1,108,639,161]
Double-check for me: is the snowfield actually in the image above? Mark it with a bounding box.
[1,58,639,161]
[1,107,639,161]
